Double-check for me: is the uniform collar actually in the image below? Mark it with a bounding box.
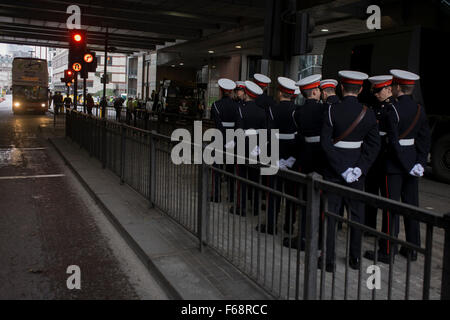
[397,94,413,101]
[343,95,359,102]
[326,95,339,104]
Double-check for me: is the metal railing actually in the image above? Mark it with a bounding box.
[65,109,450,300]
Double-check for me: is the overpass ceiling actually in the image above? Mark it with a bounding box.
[0,0,266,53]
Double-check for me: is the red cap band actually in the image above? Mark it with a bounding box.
[244,87,258,99]
[300,81,320,91]
[255,80,268,88]
[393,78,415,85]
[373,79,393,89]
[341,77,364,85]
[278,85,295,95]
[320,83,336,89]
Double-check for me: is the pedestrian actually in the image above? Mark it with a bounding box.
[210,78,242,204]
[114,96,124,122]
[86,93,95,115]
[53,92,63,115]
[259,77,299,236]
[63,94,72,111]
[100,97,108,118]
[126,97,134,124]
[320,70,381,272]
[378,69,431,262]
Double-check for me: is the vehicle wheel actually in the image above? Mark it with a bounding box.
[432,133,450,184]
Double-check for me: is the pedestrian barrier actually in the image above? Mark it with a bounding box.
[65,110,450,300]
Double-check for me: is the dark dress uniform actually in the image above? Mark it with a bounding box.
[321,96,381,267]
[210,95,242,202]
[255,92,276,129]
[234,100,267,216]
[384,94,431,257]
[263,100,299,234]
[364,97,394,229]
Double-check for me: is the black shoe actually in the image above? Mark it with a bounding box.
[363,250,393,264]
[283,237,305,251]
[318,256,335,273]
[349,257,360,270]
[399,246,417,261]
[256,224,276,235]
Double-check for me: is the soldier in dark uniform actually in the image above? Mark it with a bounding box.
[231,80,267,216]
[257,77,299,235]
[378,69,431,262]
[320,79,340,106]
[210,79,241,203]
[281,75,325,249]
[320,70,381,272]
[254,73,276,128]
[359,76,398,264]
[234,81,246,108]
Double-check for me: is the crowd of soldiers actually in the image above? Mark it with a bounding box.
[210,70,431,272]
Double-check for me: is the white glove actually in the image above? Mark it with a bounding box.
[250,145,261,157]
[352,167,362,181]
[276,160,287,169]
[285,157,296,168]
[224,140,235,149]
[410,164,424,177]
[341,168,354,181]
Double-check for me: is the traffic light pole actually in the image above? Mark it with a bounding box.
[73,72,78,111]
[83,77,87,113]
[102,28,108,119]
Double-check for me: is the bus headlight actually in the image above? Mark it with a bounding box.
[41,103,46,107]
[14,102,20,107]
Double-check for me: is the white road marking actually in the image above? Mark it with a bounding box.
[0,174,65,180]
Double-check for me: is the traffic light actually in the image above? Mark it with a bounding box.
[68,29,87,73]
[292,12,315,55]
[80,51,98,79]
[61,69,75,86]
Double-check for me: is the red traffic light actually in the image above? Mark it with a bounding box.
[68,70,73,76]
[73,34,83,42]
[84,53,93,63]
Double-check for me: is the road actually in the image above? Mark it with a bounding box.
[0,95,168,299]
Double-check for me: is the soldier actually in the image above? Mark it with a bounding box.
[320,79,340,106]
[231,80,266,216]
[281,74,326,249]
[320,70,381,272]
[210,78,241,203]
[253,73,276,128]
[363,75,397,263]
[380,69,431,262]
[258,77,299,235]
[234,81,246,108]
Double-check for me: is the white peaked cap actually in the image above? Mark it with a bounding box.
[368,75,393,88]
[278,77,298,94]
[294,87,300,96]
[296,74,322,90]
[338,70,369,84]
[320,79,338,89]
[218,78,236,91]
[244,80,263,97]
[390,69,420,84]
[253,73,271,86]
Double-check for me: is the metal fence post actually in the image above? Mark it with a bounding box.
[149,131,156,207]
[197,143,209,252]
[101,118,107,169]
[120,124,126,185]
[441,213,450,300]
[303,172,321,300]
